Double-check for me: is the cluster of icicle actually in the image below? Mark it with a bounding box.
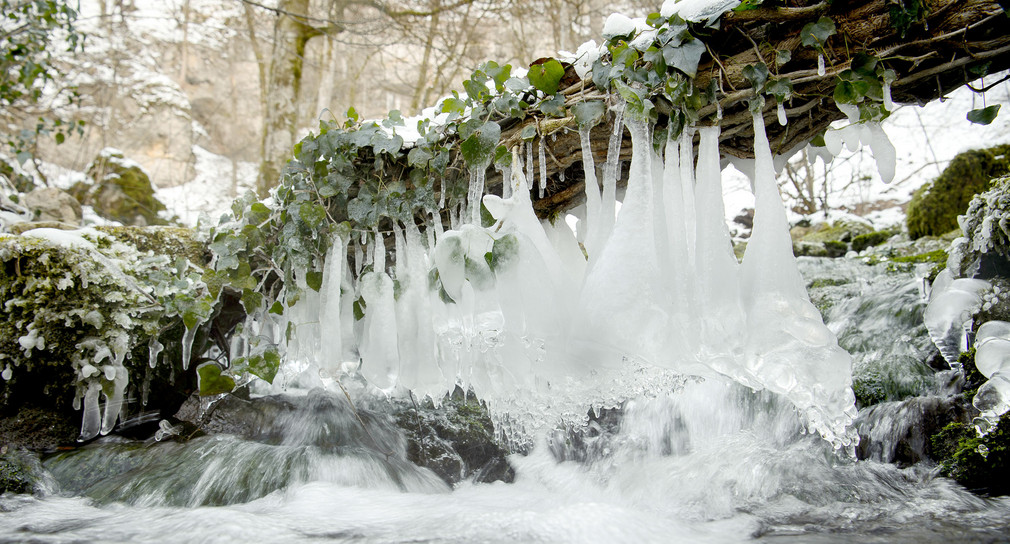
[266,106,858,447]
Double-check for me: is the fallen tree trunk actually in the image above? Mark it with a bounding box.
[486,0,1010,220]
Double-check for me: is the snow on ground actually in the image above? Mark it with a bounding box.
[157,146,257,226]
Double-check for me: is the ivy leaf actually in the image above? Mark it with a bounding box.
[242,350,280,383]
[269,301,284,315]
[742,63,769,92]
[765,78,793,102]
[850,53,878,77]
[967,105,1001,125]
[573,100,607,129]
[527,58,565,95]
[407,146,433,168]
[459,120,501,169]
[493,145,512,169]
[801,16,836,49]
[775,50,791,67]
[833,80,859,104]
[197,362,235,396]
[520,124,538,141]
[537,94,566,117]
[662,38,706,79]
[490,233,519,272]
[299,201,327,229]
[353,297,366,320]
[306,270,324,291]
[241,288,263,313]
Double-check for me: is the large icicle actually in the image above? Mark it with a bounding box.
[661,132,698,359]
[358,232,401,390]
[693,126,744,367]
[679,128,697,267]
[741,111,856,445]
[576,116,667,366]
[597,108,624,254]
[319,233,346,374]
[579,127,605,259]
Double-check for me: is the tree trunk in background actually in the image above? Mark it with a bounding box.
[257,0,318,197]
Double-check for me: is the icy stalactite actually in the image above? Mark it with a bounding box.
[394,220,442,396]
[525,141,534,193]
[101,365,128,435]
[741,111,856,444]
[319,233,345,374]
[80,381,102,441]
[883,81,894,111]
[817,53,825,76]
[679,128,697,267]
[693,126,744,366]
[599,108,625,253]
[148,337,163,369]
[358,231,400,390]
[498,163,512,199]
[467,169,486,225]
[579,127,605,259]
[538,138,548,199]
[868,123,896,184]
[924,278,991,363]
[181,322,199,371]
[776,103,787,126]
[438,177,446,209]
[577,116,667,365]
[662,133,698,355]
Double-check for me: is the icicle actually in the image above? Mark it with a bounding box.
[181,322,198,371]
[373,228,384,272]
[148,337,163,369]
[817,53,825,77]
[320,233,346,373]
[101,365,127,435]
[883,81,894,111]
[468,168,486,225]
[79,381,101,441]
[600,108,624,244]
[538,137,548,199]
[579,126,604,259]
[777,102,788,126]
[429,210,441,243]
[142,366,152,406]
[359,230,400,390]
[869,123,896,184]
[526,140,534,191]
[498,163,512,199]
[354,241,364,276]
[679,128,697,267]
[438,177,446,209]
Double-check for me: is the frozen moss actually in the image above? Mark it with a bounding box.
[70,149,168,226]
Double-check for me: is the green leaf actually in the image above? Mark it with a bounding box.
[967,105,1001,125]
[269,301,284,315]
[460,121,501,169]
[801,16,836,49]
[663,38,706,78]
[520,124,538,141]
[742,63,769,91]
[353,297,366,320]
[408,146,433,168]
[493,145,512,169]
[850,53,878,77]
[490,234,519,272]
[241,288,263,313]
[243,350,280,383]
[574,100,607,129]
[299,201,327,228]
[306,270,324,291]
[197,362,235,396]
[775,49,791,67]
[833,80,859,104]
[538,94,566,117]
[765,78,793,102]
[527,59,565,95]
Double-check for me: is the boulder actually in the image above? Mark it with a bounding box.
[22,188,82,225]
[71,149,168,226]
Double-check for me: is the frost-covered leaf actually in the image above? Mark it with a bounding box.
[490,233,519,272]
[775,49,791,67]
[538,94,566,117]
[574,100,607,129]
[742,63,769,91]
[460,120,501,169]
[968,105,1001,125]
[663,38,706,78]
[527,58,565,95]
[197,362,235,396]
[493,145,512,169]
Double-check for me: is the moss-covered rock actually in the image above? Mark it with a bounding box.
[0,448,47,494]
[71,149,168,226]
[851,230,894,252]
[0,158,35,193]
[906,145,1010,239]
[931,413,1010,495]
[0,227,213,445]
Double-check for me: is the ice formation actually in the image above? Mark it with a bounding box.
[970,320,1010,424]
[248,106,857,446]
